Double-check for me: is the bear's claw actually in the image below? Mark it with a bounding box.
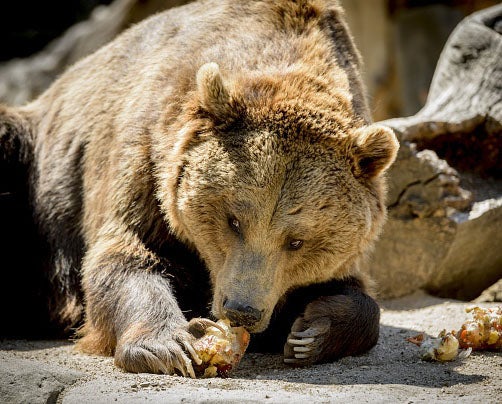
[287,337,315,345]
[181,338,203,366]
[284,336,316,363]
[283,316,331,365]
[188,317,226,337]
[114,326,199,377]
[292,327,326,338]
[293,346,311,352]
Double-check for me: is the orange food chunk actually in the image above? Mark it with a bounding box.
[192,319,250,378]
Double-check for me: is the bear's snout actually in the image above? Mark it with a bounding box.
[222,297,263,328]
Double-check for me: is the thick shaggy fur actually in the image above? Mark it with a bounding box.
[0,0,398,374]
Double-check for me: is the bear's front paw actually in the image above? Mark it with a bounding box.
[283,315,331,366]
[283,294,380,366]
[114,324,201,377]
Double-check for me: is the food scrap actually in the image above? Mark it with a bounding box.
[457,306,502,350]
[406,306,502,362]
[192,319,250,378]
[407,330,465,361]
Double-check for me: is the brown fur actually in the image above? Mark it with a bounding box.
[0,0,398,374]
[284,282,381,364]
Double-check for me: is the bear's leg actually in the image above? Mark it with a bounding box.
[77,233,200,377]
[283,282,380,366]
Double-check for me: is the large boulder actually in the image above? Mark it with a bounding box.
[366,4,502,300]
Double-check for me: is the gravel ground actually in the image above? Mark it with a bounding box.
[1,292,501,403]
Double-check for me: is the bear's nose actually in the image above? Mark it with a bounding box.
[222,298,262,328]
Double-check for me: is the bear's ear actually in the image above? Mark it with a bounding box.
[350,124,399,179]
[196,62,233,120]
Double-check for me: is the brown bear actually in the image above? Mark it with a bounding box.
[0,0,398,376]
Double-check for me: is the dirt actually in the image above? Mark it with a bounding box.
[1,291,501,403]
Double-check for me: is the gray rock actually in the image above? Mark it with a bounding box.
[393,4,464,116]
[0,357,83,404]
[384,4,502,141]
[474,278,502,302]
[367,5,502,300]
[0,0,193,106]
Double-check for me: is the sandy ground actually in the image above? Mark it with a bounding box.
[1,292,501,403]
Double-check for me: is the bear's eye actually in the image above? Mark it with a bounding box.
[288,239,304,251]
[228,217,241,234]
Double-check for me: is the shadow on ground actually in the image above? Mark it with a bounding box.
[232,324,487,388]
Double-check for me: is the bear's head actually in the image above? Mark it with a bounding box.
[162,63,398,332]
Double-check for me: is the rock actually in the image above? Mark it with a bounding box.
[366,5,502,300]
[0,357,83,404]
[383,4,502,142]
[0,0,193,106]
[393,4,465,117]
[474,279,502,302]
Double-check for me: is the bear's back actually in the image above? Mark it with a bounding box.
[30,0,367,144]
